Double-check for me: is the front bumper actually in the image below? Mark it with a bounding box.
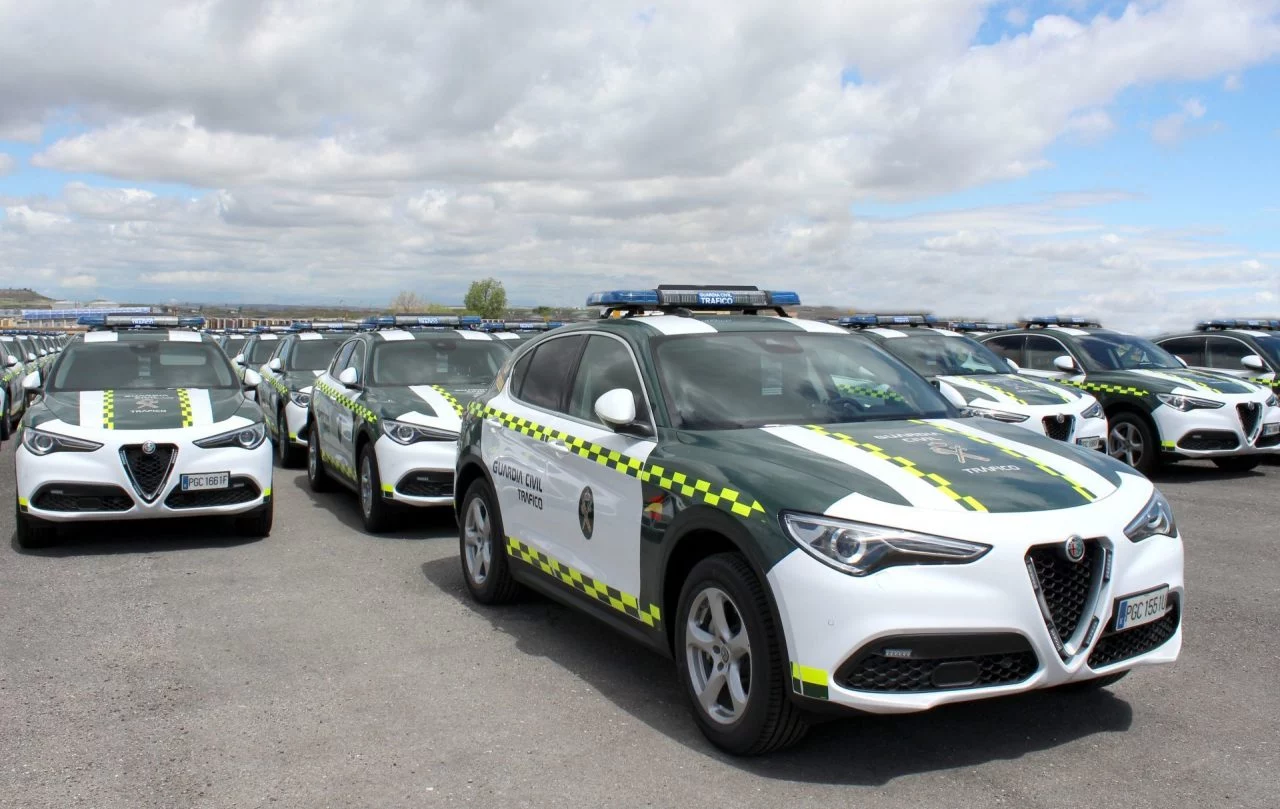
[16,426,273,523]
[283,401,309,447]
[768,487,1183,714]
[1154,400,1280,457]
[373,435,456,507]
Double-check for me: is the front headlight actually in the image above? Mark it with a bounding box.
[780,512,991,577]
[381,419,459,445]
[966,407,1029,423]
[21,426,103,456]
[289,390,311,407]
[1156,393,1224,411]
[1081,401,1103,420]
[193,422,267,450]
[1124,491,1177,542]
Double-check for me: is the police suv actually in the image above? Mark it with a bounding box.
[306,314,514,532]
[454,286,1183,755]
[841,315,1107,451]
[14,315,273,548]
[1155,319,1280,391]
[980,318,1280,475]
[256,321,356,467]
[232,327,289,397]
[1,333,29,439]
[219,330,251,358]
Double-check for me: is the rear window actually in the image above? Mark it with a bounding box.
[49,341,238,392]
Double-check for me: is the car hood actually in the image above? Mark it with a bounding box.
[367,383,490,430]
[29,388,247,430]
[939,373,1082,406]
[1077,368,1261,397]
[652,416,1127,517]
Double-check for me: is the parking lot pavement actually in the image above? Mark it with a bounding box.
[1,441,1277,809]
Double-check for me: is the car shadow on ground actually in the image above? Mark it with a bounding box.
[421,556,1133,785]
[1151,461,1267,485]
[285,468,457,540]
[10,516,264,557]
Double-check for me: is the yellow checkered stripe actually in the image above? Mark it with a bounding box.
[1061,379,1149,397]
[321,449,356,481]
[103,390,115,430]
[470,402,765,518]
[265,374,289,398]
[803,423,988,512]
[506,536,661,627]
[790,662,829,700]
[968,379,1026,405]
[1250,376,1280,389]
[835,382,906,403]
[176,388,194,428]
[1018,377,1075,403]
[314,381,377,423]
[919,420,1097,503]
[430,385,464,416]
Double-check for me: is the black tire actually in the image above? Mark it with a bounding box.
[276,406,304,468]
[234,497,274,538]
[15,509,57,549]
[1212,456,1261,473]
[1059,671,1128,692]
[306,423,334,493]
[674,553,809,755]
[458,478,521,604]
[1108,412,1160,476]
[358,444,393,534]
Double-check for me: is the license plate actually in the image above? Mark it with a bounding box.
[1263,423,1279,436]
[181,472,230,491]
[1114,586,1169,631]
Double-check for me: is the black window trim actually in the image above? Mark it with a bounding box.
[506,332,590,420]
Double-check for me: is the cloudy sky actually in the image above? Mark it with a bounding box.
[1,0,1278,331]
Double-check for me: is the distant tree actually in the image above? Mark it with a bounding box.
[532,305,553,319]
[464,278,507,319]
[391,290,426,313]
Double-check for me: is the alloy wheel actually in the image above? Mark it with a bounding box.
[684,586,752,725]
[463,497,492,584]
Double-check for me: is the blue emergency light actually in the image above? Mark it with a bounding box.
[78,314,205,329]
[587,285,800,317]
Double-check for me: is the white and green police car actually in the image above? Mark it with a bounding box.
[455,286,1183,755]
[981,318,1280,475]
[840,315,1107,451]
[14,315,273,548]
[1,334,28,440]
[1155,319,1280,391]
[306,314,514,532]
[232,327,289,399]
[255,321,356,467]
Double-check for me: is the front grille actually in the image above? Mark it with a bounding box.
[1026,540,1101,646]
[839,651,1038,692]
[1177,431,1239,451]
[164,476,261,509]
[1238,403,1261,440]
[120,444,177,502]
[32,484,133,512]
[1042,415,1074,441]
[1088,597,1180,669]
[396,470,454,498]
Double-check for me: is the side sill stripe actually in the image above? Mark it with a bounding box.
[321,450,357,481]
[471,402,765,518]
[790,662,829,700]
[802,424,988,512]
[507,536,661,627]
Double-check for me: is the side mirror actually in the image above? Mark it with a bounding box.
[936,382,969,409]
[3,355,16,368]
[242,369,263,389]
[1053,355,1077,373]
[1175,356,1188,368]
[594,388,637,428]
[234,353,246,366]
[268,357,283,372]
[26,353,37,363]
[1005,359,1021,372]
[338,367,360,388]
[1242,354,1265,371]
[21,372,41,391]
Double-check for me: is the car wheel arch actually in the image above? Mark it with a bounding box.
[1105,402,1161,442]
[454,453,494,521]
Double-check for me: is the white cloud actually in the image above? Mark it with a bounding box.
[1151,98,1210,145]
[0,153,13,176]
[1224,73,1243,91]
[1005,7,1029,28]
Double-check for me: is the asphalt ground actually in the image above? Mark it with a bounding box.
[1,440,1277,809]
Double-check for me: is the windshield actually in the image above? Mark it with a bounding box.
[880,332,1007,377]
[1250,336,1280,367]
[49,340,239,392]
[287,337,346,370]
[370,339,510,386]
[246,339,279,364]
[653,332,952,430]
[1076,333,1182,371]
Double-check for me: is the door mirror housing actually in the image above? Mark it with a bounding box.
[4,354,17,368]
[1005,358,1021,373]
[935,381,969,410]
[338,367,360,388]
[594,388,638,429]
[1053,355,1078,373]
[233,353,246,366]
[26,353,37,363]
[1242,354,1266,371]
[1174,356,1188,368]
[21,372,41,392]
[242,369,263,389]
[268,357,283,372]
